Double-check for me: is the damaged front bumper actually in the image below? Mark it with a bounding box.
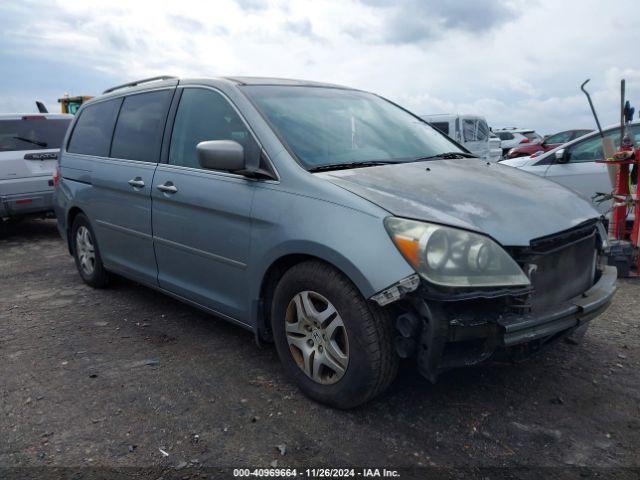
[386,266,617,381]
[499,266,616,347]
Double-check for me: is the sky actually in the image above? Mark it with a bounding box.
[1,0,639,134]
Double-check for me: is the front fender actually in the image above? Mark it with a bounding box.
[248,185,416,315]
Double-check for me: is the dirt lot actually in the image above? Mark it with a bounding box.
[1,219,639,477]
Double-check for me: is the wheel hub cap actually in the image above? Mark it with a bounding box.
[75,226,96,276]
[285,290,349,385]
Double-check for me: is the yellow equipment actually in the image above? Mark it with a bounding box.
[58,94,93,115]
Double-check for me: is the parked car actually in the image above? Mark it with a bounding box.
[1,113,73,223]
[55,76,616,408]
[501,121,640,214]
[505,129,593,159]
[494,128,542,155]
[422,114,492,161]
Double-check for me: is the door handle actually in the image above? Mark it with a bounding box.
[157,182,178,194]
[128,177,145,188]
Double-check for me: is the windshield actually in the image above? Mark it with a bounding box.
[0,118,71,152]
[243,86,463,170]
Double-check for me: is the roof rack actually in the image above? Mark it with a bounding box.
[103,76,177,94]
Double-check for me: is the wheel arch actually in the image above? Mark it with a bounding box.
[255,248,375,343]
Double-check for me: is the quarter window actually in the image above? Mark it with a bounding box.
[111,90,173,162]
[67,99,121,156]
[169,88,256,170]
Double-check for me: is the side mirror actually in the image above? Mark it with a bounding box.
[555,148,568,163]
[197,140,245,172]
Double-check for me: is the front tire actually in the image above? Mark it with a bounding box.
[271,260,398,409]
[71,213,109,288]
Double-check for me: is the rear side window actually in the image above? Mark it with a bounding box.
[544,131,573,145]
[0,118,71,152]
[169,88,256,170]
[524,132,540,142]
[463,119,489,142]
[431,122,449,135]
[111,90,173,162]
[497,132,514,140]
[572,130,592,140]
[67,99,121,157]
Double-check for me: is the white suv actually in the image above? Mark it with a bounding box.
[494,128,542,156]
[1,113,72,223]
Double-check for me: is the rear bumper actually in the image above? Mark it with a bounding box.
[1,189,55,219]
[497,265,617,346]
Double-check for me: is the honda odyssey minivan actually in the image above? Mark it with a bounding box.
[55,76,616,408]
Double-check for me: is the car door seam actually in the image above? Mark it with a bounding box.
[95,219,152,240]
[153,236,247,269]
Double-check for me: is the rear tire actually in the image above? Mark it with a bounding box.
[271,260,398,409]
[71,213,109,288]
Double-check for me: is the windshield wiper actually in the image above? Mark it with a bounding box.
[308,160,397,172]
[413,152,477,161]
[12,136,48,147]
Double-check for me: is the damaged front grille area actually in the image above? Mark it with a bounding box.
[509,222,599,310]
[527,219,599,254]
[396,220,608,381]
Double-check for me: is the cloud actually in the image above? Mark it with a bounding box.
[168,14,206,33]
[0,0,638,136]
[282,19,321,41]
[352,0,522,44]
[235,0,269,11]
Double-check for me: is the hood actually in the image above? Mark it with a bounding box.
[318,159,600,246]
[500,156,533,167]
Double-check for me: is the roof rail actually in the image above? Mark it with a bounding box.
[103,76,177,94]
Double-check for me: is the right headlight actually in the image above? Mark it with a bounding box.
[385,217,531,288]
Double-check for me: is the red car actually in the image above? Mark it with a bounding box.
[505,129,593,159]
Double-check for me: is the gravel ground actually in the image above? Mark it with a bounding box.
[1,219,639,478]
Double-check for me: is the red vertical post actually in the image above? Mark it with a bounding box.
[611,160,630,240]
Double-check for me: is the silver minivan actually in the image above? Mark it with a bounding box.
[55,76,616,408]
[1,113,72,223]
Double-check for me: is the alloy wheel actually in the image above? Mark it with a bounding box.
[285,290,349,384]
[75,226,96,276]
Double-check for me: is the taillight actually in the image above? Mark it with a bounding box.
[53,164,61,187]
[520,138,530,144]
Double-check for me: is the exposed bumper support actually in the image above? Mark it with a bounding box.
[398,266,617,381]
[370,274,420,306]
[498,265,617,347]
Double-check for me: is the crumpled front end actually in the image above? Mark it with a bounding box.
[375,220,617,381]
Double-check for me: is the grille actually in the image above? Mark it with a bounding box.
[518,229,597,310]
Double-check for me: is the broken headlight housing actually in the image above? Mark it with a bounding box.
[385,217,531,288]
